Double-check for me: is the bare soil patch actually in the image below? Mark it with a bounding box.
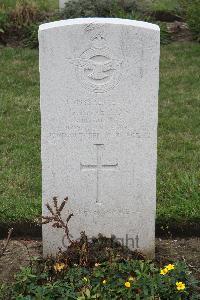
[0,239,42,284]
[166,21,193,42]
[156,238,200,280]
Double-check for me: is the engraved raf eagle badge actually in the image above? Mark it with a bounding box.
[71,29,123,93]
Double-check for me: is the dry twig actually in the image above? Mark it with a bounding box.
[42,197,74,244]
[0,228,13,258]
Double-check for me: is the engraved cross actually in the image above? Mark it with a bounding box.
[80,144,118,204]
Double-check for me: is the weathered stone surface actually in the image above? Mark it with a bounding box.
[59,0,70,9]
[39,18,160,257]
[59,0,65,9]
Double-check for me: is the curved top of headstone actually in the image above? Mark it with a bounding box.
[39,18,160,32]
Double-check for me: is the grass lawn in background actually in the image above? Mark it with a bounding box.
[0,47,41,223]
[148,0,181,13]
[132,0,182,15]
[157,42,200,226]
[0,0,58,11]
[0,42,200,227]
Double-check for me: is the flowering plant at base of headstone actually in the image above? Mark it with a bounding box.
[1,257,199,299]
[1,197,199,299]
[8,197,191,299]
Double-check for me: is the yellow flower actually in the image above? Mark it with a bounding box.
[166,264,175,271]
[125,281,131,288]
[176,282,186,291]
[54,262,65,272]
[83,277,88,282]
[160,268,168,275]
[102,279,107,284]
[128,276,135,281]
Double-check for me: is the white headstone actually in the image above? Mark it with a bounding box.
[59,0,65,9]
[39,18,160,258]
[59,0,69,9]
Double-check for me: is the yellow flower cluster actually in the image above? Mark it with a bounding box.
[124,275,136,288]
[54,262,65,272]
[176,281,186,291]
[101,275,136,289]
[160,264,175,275]
[160,264,186,292]
[81,270,186,294]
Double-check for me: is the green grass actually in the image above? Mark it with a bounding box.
[0,42,200,226]
[0,47,41,222]
[0,0,58,11]
[146,0,181,13]
[136,0,182,15]
[157,42,200,225]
